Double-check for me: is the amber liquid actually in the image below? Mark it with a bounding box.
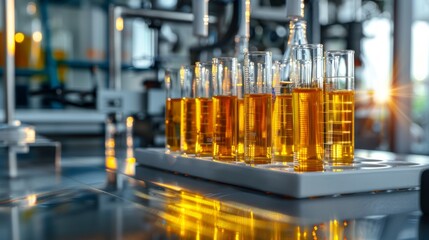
[237,99,245,161]
[213,96,238,161]
[165,98,181,151]
[195,98,213,156]
[272,94,294,163]
[244,94,272,164]
[181,98,197,154]
[293,88,324,172]
[324,90,355,165]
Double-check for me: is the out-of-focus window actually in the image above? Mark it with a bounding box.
[410,0,429,153]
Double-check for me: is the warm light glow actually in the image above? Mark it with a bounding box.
[6,0,15,55]
[32,31,43,42]
[15,32,25,43]
[297,227,301,239]
[26,2,37,15]
[116,17,124,31]
[374,86,390,104]
[27,194,37,207]
[124,157,136,176]
[105,156,117,170]
[126,116,134,128]
[106,138,115,148]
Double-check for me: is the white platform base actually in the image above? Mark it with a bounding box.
[135,148,429,198]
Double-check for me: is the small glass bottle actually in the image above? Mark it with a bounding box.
[282,19,308,81]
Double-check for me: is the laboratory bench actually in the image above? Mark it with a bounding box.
[0,137,428,240]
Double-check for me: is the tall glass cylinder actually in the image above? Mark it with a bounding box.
[291,44,324,172]
[272,62,294,163]
[180,65,197,155]
[165,69,181,152]
[237,63,245,162]
[212,57,238,161]
[324,50,355,166]
[243,51,273,165]
[195,62,213,157]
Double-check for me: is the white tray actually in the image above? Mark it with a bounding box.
[135,148,429,198]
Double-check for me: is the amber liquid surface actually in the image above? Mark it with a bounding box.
[244,94,272,164]
[165,98,181,151]
[324,90,355,165]
[292,88,324,172]
[212,96,238,161]
[196,98,213,156]
[181,98,197,154]
[272,94,294,163]
[237,99,245,161]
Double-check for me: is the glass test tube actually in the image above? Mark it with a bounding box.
[324,50,355,166]
[165,69,181,152]
[180,65,198,155]
[243,51,273,165]
[195,62,213,157]
[291,44,324,172]
[272,62,295,163]
[212,57,238,161]
[237,63,245,162]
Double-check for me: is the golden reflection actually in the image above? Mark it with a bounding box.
[27,194,37,207]
[124,116,135,176]
[329,219,346,240]
[105,131,117,170]
[140,182,354,239]
[296,226,301,240]
[151,186,322,239]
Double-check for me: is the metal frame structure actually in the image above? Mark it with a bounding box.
[108,5,217,91]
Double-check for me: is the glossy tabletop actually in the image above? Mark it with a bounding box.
[1,134,429,239]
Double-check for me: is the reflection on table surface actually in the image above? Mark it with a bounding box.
[0,121,428,239]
